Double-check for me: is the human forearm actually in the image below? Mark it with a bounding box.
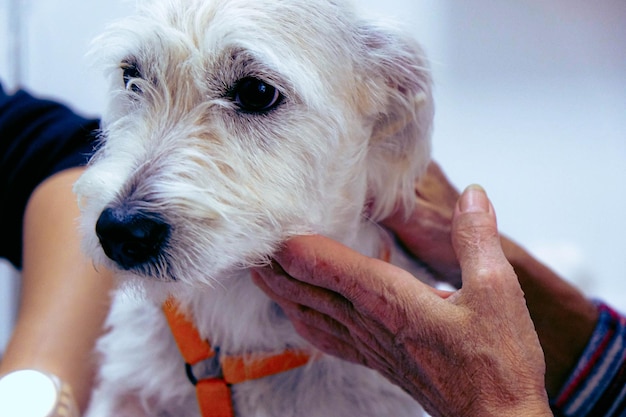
[0,168,114,412]
[0,265,113,412]
[500,236,599,397]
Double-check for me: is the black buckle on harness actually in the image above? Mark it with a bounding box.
[185,347,223,385]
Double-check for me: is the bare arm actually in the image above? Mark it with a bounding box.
[0,167,114,412]
[499,238,598,396]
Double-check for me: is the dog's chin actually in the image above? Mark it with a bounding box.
[101,249,263,295]
[105,268,184,304]
[112,256,177,282]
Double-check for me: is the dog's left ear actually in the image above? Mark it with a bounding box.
[357,23,434,220]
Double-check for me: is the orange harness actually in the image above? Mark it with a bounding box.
[162,233,393,417]
[162,298,312,417]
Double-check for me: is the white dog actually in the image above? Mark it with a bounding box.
[75,0,435,415]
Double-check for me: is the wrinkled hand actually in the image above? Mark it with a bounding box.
[253,186,551,417]
[382,161,461,287]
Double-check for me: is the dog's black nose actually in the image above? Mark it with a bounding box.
[96,207,170,269]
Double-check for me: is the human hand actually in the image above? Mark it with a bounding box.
[382,161,462,287]
[253,185,552,417]
[382,162,598,397]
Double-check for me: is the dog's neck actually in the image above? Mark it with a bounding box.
[167,220,390,356]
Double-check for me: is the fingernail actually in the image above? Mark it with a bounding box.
[459,184,489,213]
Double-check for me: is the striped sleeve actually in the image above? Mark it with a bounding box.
[551,302,626,417]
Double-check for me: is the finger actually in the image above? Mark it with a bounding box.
[253,263,402,343]
[452,185,519,295]
[253,264,436,368]
[273,236,444,322]
[251,269,353,339]
[252,266,356,327]
[252,269,379,365]
[289,319,368,365]
[252,265,403,353]
[251,268,299,308]
[274,235,423,297]
[292,317,400,377]
[415,161,460,207]
[289,307,407,380]
[387,196,458,267]
[382,160,458,227]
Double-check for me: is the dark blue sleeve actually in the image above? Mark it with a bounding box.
[551,302,626,417]
[0,83,100,268]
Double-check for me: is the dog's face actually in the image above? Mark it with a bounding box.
[75,0,433,288]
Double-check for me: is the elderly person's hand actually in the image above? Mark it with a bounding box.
[383,161,598,396]
[253,185,552,417]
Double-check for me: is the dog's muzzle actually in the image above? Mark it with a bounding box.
[95,206,170,270]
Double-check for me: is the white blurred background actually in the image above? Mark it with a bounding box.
[1,0,625,353]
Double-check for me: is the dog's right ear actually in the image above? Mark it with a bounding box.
[357,23,434,221]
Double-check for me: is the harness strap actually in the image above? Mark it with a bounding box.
[196,379,233,417]
[163,298,312,417]
[163,298,215,364]
[162,231,393,417]
[221,349,312,385]
[163,299,231,417]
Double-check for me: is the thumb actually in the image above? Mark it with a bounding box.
[452,185,515,292]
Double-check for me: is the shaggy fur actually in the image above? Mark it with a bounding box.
[75,0,435,415]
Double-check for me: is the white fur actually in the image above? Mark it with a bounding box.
[75,0,434,415]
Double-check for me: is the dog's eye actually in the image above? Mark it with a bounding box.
[121,61,142,93]
[233,77,282,112]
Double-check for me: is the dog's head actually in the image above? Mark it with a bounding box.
[75,0,433,288]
